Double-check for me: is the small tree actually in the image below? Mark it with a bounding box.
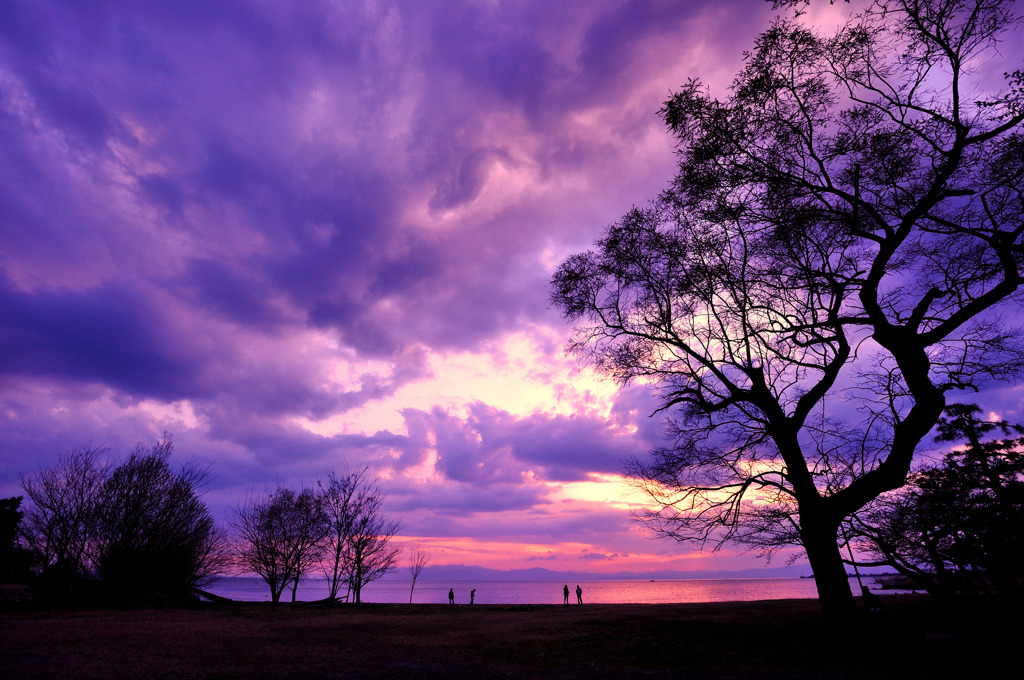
[408,546,429,604]
[232,486,327,604]
[1,497,33,583]
[344,477,401,605]
[319,470,360,600]
[283,487,327,602]
[316,469,401,604]
[20,446,107,597]
[849,405,1024,599]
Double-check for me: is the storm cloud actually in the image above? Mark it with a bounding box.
[1,0,801,573]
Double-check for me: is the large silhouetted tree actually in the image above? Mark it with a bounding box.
[552,0,1023,617]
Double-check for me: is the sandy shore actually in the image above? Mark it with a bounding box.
[0,596,1011,679]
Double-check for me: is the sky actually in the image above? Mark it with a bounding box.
[2,0,1016,576]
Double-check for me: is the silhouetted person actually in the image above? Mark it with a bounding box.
[861,585,881,613]
[576,584,583,604]
[470,588,475,605]
[563,584,569,605]
[448,588,454,605]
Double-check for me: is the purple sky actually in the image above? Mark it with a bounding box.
[3,0,1015,575]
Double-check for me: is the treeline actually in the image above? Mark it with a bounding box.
[1,435,401,607]
[4,404,1021,607]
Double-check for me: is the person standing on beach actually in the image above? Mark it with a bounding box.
[470,589,475,605]
[563,584,569,605]
[576,585,582,605]
[449,588,454,605]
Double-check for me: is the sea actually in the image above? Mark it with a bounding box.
[205,575,895,605]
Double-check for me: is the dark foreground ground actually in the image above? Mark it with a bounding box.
[0,595,1013,679]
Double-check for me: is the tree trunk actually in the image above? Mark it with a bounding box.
[353,561,362,604]
[923,534,957,599]
[802,515,857,620]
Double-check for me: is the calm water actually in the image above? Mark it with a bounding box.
[206,576,881,605]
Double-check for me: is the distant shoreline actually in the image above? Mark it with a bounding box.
[360,563,821,582]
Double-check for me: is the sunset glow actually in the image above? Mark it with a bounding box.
[3,0,1021,581]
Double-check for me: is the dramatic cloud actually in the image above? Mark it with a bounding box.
[14,0,982,576]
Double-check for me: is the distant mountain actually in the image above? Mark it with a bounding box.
[384,563,815,582]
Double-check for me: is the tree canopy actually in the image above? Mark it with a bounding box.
[552,0,1024,617]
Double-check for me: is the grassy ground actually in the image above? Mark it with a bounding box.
[0,595,1012,679]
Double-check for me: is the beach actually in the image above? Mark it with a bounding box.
[1,596,1011,679]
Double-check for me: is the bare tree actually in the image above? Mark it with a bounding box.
[316,469,401,604]
[283,487,327,602]
[344,477,401,604]
[91,435,222,604]
[552,0,1024,618]
[318,470,360,600]
[232,486,327,605]
[19,438,223,603]
[408,546,429,604]
[20,446,107,595]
